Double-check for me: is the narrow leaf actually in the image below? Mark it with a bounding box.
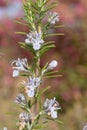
[44,74,62,78]
[15,32,27,35]
[46,33,64,37]
[54,25,65,28]
[45,70,59,75]
[14,20,28,26]
[46,117,63,124]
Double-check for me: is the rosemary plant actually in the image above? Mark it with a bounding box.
[11,0,63,130]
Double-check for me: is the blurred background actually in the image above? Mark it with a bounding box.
[0,0,87,130]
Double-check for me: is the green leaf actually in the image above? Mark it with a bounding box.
[37,86,51,99]
[28,100,31,108]
[31,2,39,12]
[40,86,51,94]
[18,42,36,55]
[40,44,55,56]
[44,41,55,45]
[54,25,65,28]
[46,33,64,37]
[19,72,31,77]
[55,120,63,124]
[20,106,31,113]
[45,70,59,75]
[36,86,51,110]
[14,20,28,26]
[44,74,62,78]
[6,111,19,115]
[43,2,57,13]
[42,0,51,6]
[34,124,46,129]
[15,32,27,35]
[41,62,49,73]
[46,117,63,124]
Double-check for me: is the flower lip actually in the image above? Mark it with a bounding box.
[13,70,19,77]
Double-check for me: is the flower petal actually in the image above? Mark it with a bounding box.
[13,70,19,77]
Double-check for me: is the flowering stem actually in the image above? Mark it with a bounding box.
[30,112,41,130]
[34,25,42,115]
[36,51,40,76]
[12,1,62,130]
[34,51,40,114]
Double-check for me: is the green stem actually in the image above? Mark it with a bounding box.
[36,51,40,76]
[34,24,41,115]
[30,112,41,130]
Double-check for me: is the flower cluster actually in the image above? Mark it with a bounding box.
[11,1,62,130]
[44,97,61,118]
[48,12,59,25]
[15,93,27,106]
[18,112,32,130]
[25,31,44,50]
[19,112,32,123]
[24,77,41,97]
[11,58,29,77]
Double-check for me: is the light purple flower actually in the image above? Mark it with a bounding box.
[19,112,32,124]
[25,77,41,97]
[25,31,44,50]
[13,70,19,77]
[48,12,59,25]
[43,97,60,119]
[15,93,27,106]
[11,58,28,77]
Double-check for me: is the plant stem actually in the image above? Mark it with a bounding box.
[34,24,42,115]
[36,51,40,76]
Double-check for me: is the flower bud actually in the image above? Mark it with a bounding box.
[19,112,32,124]
[15,93,27,105]
[13,70,19,77]
[48,12,59,25]
[47,60,58,70]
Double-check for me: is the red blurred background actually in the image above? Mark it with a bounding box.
[0,0,87,130]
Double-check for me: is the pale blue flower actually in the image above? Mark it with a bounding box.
[15,93,27,106]
[26,87,35,97]
[19,112,32,124]
[11,58,28,77]
[48,12,59,25]
[25,31,44,50]
[33,42,41,50]
[44,97,60,119]
[25,77,41,97]
[13,70,19,77]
